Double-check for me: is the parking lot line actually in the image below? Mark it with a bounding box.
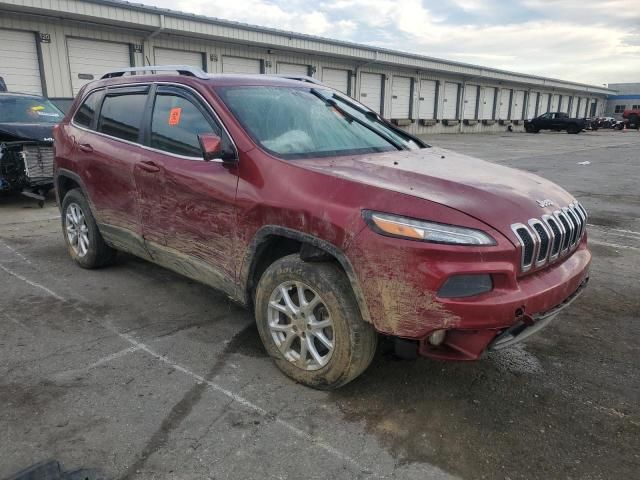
[0,258,375,476]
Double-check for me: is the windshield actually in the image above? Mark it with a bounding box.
[217,86,420,159]
[0,96,64,124]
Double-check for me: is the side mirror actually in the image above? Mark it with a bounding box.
[198,133,222,161]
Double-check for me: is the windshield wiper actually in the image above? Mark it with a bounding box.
[328,93,428,149]
[310,89,406,151]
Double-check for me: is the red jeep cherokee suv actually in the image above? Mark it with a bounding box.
[53,66,590,389]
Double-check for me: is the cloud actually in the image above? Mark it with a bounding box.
[156,0,639,84]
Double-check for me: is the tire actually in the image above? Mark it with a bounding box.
[254,254,377,390]
[524,124,536,133]
[61,188,116,269]
[567,124,580,134]
[629,115,639,128]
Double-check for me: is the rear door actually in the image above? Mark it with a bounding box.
[141,84,240,287]
[74,85,149,256]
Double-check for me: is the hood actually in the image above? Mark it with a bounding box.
[0,123,55,143]
[299,146,576,241]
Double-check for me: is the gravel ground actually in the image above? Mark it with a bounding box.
[1,129,638,480]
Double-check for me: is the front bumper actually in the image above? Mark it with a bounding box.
[347,226,591,361]
[488,277,587,350]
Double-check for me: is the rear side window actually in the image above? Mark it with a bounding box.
[150,93,218,157]
[73,91,101,128]
[97,93,147,142]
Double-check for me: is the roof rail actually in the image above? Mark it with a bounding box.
[101,65,209,79]
[269,74,324,85]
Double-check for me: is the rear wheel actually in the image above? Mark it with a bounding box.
[61,188,116,268]
[254,254,377,389]
[567,124,580,134]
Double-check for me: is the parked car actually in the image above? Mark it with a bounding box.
[0,92,63,205]
[0,76,7,92]
[524,112,587,134]
[53,67,591,389]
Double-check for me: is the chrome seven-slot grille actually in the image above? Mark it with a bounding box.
[511,201,587,273]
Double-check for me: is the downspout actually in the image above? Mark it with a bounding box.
[145,14,165,65]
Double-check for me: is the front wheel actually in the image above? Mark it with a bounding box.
[254,254,377,389]
[61,188,116,268]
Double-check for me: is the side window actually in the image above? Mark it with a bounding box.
[97,93,147,143]
[73,90,101,128]
[150,93,219,157]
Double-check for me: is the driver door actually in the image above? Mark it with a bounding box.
[138,84,240,292]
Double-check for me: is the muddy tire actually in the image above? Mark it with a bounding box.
[525,124,537,133]
[254,254,377,389]
[61,188,116,269]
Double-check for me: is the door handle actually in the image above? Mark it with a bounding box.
[78,143,93,153]
[137,160,160,173]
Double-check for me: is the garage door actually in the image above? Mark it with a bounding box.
[526,92,538,119]
[359,72,383,113]
[68,38,131,95]
[277,63,309,76]
[442,82,459,119]
[463,84,479,120]
[571,96,580,117]
[512,90,525,120]
[480,87,496,120]
[0,29,42,95]
[154,48,204,70]
[390,76,412,119]
[322,68,350,94]
[222,56,261,74]
[418,79,437,119]
[559,95,568,113]
[539,93,550,114]
[550,94,560,112]
[498,89,511,119]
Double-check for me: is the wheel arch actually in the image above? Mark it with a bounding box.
[240,226,372,324]
[55,169,92,212]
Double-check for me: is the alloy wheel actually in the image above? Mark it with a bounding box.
[65,202,90,257]
[267,281,335,371]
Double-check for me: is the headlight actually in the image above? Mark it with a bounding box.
[364,211,496,246]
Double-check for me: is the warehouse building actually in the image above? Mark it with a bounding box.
[0,0,612,134]
[605,83,640,120]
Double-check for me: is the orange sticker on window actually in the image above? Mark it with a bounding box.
[168,107,182,126]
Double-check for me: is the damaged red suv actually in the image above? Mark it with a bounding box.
[53,67,590,389]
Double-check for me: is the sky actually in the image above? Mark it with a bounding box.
[145,0,639,86]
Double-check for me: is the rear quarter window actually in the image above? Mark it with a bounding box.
[73,90,101,128]
[97,93,147,143]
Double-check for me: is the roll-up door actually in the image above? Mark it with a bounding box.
[539,93,550,114]
[222,56,262,74]
[512,90,525,120]
[498,89,511,119]
[442,82,460,119]
[480,87,496,120]
[571,96,580,117]
[322,68,350,94]
[527,92,538,119]
[277,63,309,76]
[418,79,437,119]
[67,38,131,96]
[559,95,568,113]
[359,72,384,113]
[550,94,560,112]
[0,29,42,95]
[463,84,479,120]
[576,98,582,117]
[390,76,412,119]
[154,48,204,70]
[584,99,590,117]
